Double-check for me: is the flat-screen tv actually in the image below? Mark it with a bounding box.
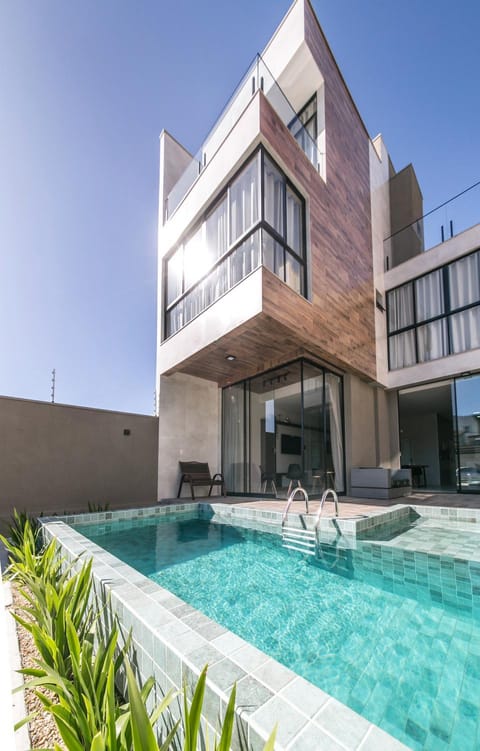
[281,433,301,455]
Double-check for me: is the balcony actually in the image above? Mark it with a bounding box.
[384,180,480,270]
[165,54,322,219]
[164,147,306,340]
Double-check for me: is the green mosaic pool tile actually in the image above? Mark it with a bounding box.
[449,717,478,751]
[361,683,392,727]
[405,718,428,748]
[429,699,454,745]
[423,732,450,751]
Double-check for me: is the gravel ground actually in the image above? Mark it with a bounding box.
[9,585,64,750]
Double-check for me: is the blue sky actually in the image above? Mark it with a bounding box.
[0,0,478,414]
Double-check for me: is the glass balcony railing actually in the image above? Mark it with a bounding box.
[384,180,480,270]
[165,54,321,219]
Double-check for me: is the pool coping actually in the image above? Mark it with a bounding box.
[41,503,421,751]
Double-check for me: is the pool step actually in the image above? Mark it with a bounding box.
[282,526,316,555]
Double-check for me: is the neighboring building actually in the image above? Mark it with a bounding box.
[156,0,480,500]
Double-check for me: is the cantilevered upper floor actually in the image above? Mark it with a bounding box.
[157,0,376,387]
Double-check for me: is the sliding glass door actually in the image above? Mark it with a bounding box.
[454,374,480,492]
[222,359,344,497]
[398,374,480,492]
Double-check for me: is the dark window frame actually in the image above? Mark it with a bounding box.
[163,145,307,340]
[386,247,480,369]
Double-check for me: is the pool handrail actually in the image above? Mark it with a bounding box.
[314,488,339,533]
[282,487,309,526]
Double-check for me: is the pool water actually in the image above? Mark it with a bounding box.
[76,517,480,751]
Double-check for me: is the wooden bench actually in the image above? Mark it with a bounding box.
[177,461,226,500]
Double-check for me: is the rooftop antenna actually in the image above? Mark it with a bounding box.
[51,368,56,404]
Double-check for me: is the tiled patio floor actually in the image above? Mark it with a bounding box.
[162,490,480,519]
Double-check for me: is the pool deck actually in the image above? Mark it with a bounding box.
[161,490,480,518]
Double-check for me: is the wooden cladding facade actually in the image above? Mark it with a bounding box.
[161,1,376,386]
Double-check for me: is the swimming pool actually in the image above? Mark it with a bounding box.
[75,511,480,751]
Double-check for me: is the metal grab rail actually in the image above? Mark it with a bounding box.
[281,487,309,526]
[314,488,339,532]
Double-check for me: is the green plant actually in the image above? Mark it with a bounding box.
[7,508,41,549]
[88,502,111,513]
[10,519,277,751]
[0,512,44,577]
[14,557,95,677]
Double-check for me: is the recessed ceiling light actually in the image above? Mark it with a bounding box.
[225,354,236,361]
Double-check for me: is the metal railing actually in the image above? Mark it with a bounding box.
[281,487,310,526]
[314,489,339,534]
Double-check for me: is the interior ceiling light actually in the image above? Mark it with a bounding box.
[225,354,236,361]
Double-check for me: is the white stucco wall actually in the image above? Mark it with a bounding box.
[369,135,391,387]
[157,373,220,499]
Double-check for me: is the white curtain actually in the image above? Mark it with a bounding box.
[325,373,344,492]
[389,330,416,369]
[205,197,227,261]
[415,270,444,321]
[223,385,245,493]
[417,320,448,362]
[450,307,480,353]
[263,157,284,235]
[448,252,480,309]
[286,187,302,254]
[230,154,259,244]
[388,283,414,331]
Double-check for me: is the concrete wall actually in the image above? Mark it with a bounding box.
[344,375,401,493]
[157,373,221,499]
[0,396,158,529]
[344,375,377,486]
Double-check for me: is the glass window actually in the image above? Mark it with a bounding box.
[450,307,480,354]
[163,147,306,340]
[389,330,416,370]
[166,248,183,306]
[325,371,344,492]
[222,360,343,498]
[415,270,444,322]
[448,251,480,310]
[183,226,207,289]
[417,319,448,362]
[165,304,183,338]
[285,251,303,295]
[262,230,284,280]
[205,196,228,261]
[387,283,414,332]
[454,374,480,493]
[229,153,260,244]
[230,230,261,286]
[264,156,285,236]
[298,96,317,135]
[222,384,246,494]
[286,187,303,255]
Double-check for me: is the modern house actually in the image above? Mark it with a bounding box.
[156,0,480,500]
